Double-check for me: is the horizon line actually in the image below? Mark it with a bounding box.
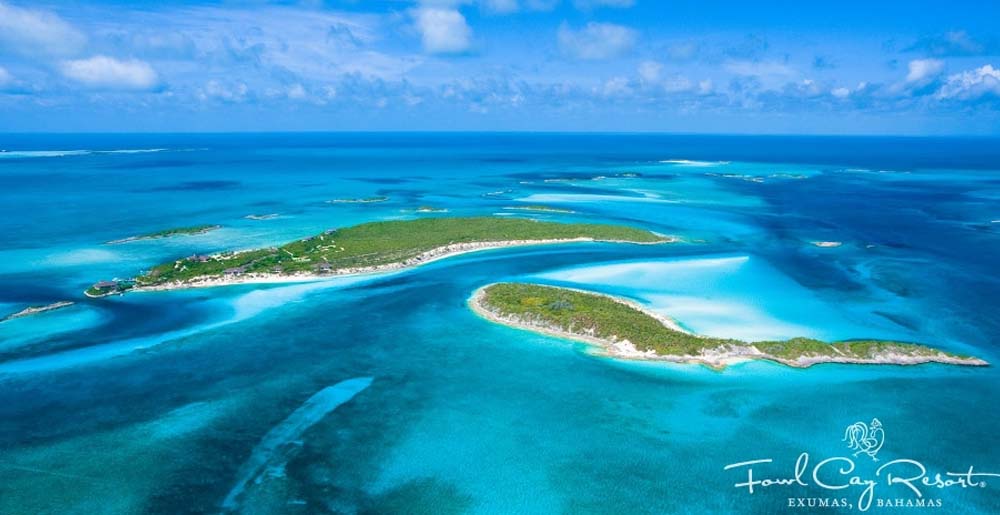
[2,130,999,139]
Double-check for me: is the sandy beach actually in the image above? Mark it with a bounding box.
[130,237,667,293]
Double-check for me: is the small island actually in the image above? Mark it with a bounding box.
[482,189,514,197]
[414,206,448,213]
[106,225,221,244]
[469,283,987,369]
[88,217,668,294]
[503,205,575,214]
[327,196,389,204]
[1,301,75,322]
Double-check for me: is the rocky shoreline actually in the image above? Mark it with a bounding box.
[1,301,75,322]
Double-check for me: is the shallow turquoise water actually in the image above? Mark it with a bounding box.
[0,134,998,514]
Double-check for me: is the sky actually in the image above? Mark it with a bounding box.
[0,0,999,134]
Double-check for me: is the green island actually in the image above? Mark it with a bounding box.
[504,205,575,214]
[87,217,667,295]
[106,225,221,244]
[327,196,389,204]
[470,283,987,369]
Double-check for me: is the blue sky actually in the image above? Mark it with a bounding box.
[1,0,999,134]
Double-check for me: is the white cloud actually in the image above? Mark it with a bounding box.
[936,64,1000,100]
[601,76,632,96]
[792,78,824,97]
[697,79,713,95]
[831,87,850,99]
[0,2,86,57]
[638,61,662,83]
[0,66,11,86]
[905,58,944,83]
[287,83,307,100]
[413,7,471,54]
[60,56,159,90]
[198,80,249,103]
[558,22,636,60]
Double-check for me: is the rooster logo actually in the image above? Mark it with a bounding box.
[843,418,885,461]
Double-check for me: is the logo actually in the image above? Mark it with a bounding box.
[723,417,999,511]
[844,418,885,461]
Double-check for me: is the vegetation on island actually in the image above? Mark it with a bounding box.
[107,225,220,244]
[85,280,134,298]
[475,283,980,366]
[92,217,664,290]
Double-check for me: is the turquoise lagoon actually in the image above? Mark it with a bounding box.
[0,134,998,514]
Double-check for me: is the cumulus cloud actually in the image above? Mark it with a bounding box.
[905,58,944,83]
[60,56,160,90]
[0,2,86,57]
[558,22,636,60]
[936,64,1000,100]
[413,7,471,54]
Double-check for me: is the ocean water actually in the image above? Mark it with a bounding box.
[0,133,998,514]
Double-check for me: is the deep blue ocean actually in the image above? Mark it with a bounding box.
[0,133,998,514]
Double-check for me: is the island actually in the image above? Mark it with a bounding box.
[87,217,668,294]
[413,206,448,213]
[327,196,389,204]
[469,283,987,369]
[106,225,221,244]
[1,301,75,322]
[503,205,575,214]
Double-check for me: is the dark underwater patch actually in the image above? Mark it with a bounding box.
[144,180,242,192]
